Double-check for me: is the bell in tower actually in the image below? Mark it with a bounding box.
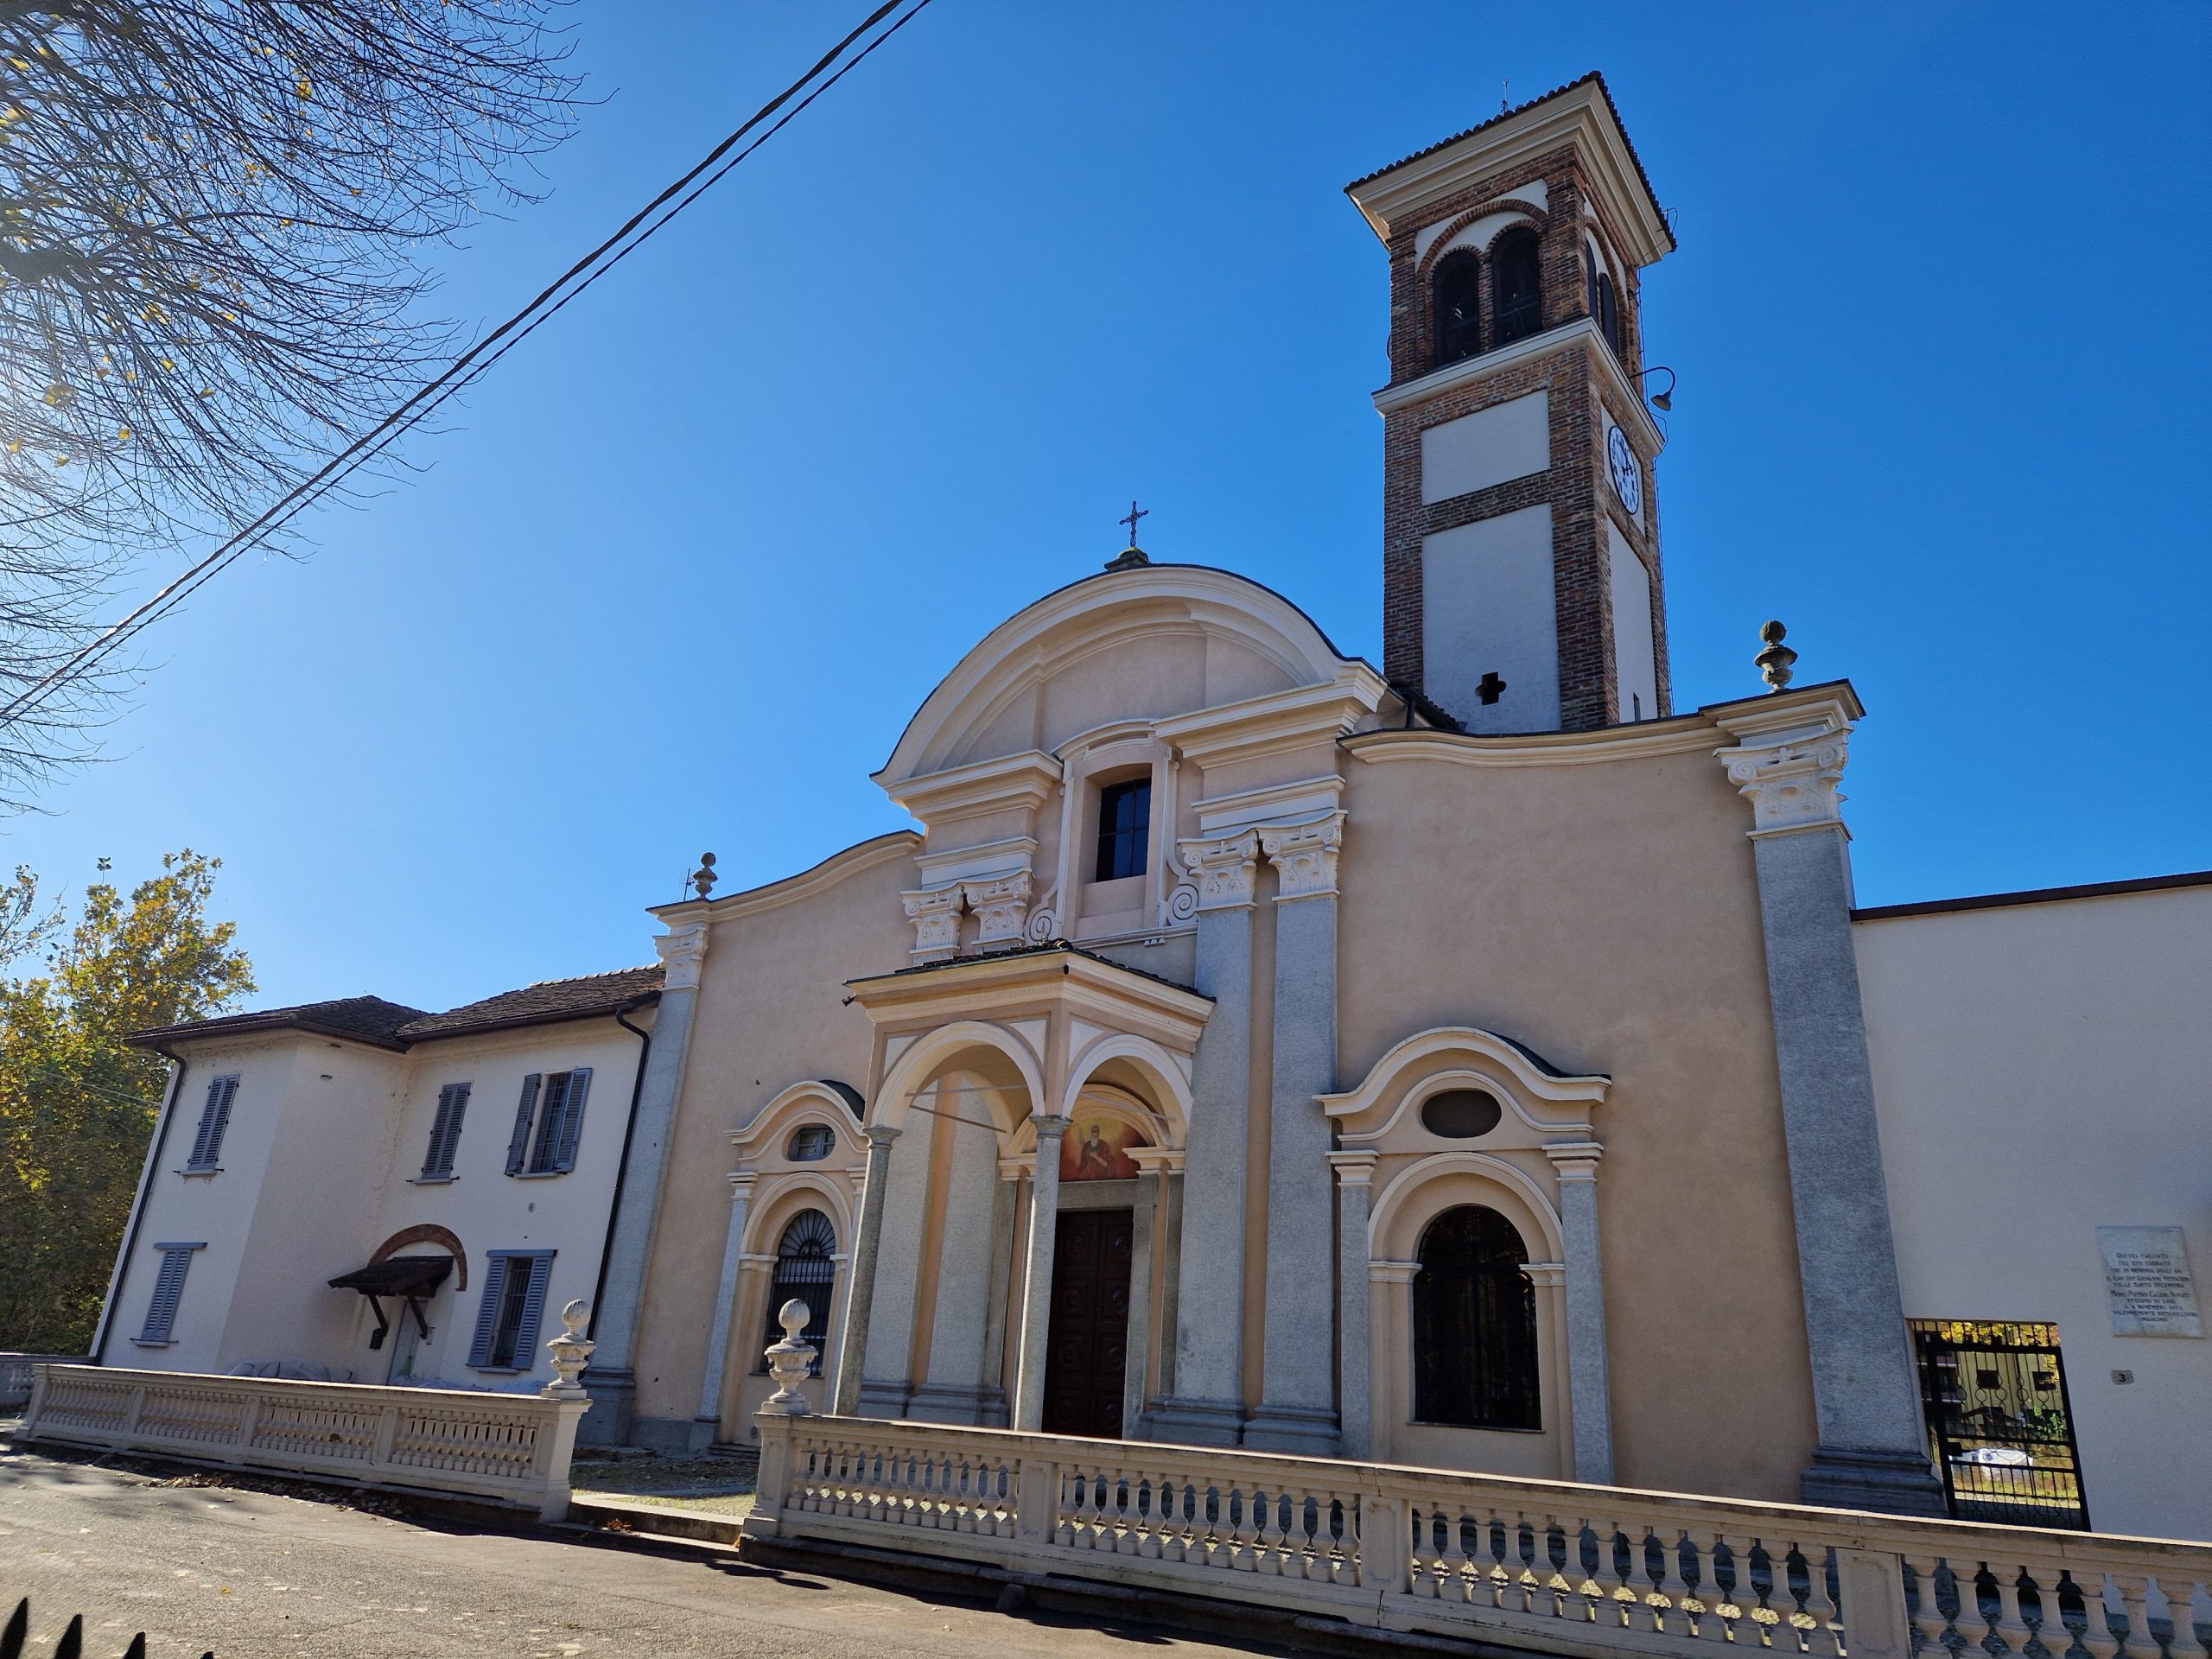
[1347,73,1675,734]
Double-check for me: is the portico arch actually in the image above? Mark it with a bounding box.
[872,1019,1045,1135]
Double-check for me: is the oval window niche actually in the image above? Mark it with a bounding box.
[1420,1088,1503,1140]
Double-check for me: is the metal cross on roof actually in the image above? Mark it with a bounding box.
[1119,499,1149,548]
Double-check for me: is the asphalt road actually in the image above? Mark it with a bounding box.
[0,1447,1290,1659]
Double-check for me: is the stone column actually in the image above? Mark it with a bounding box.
[1120,1175,1157,1436]
[1246,812,1345,1455]
[1328,1151,1378,1459]
[1011,1115,1071,1432]
[977,1166,1020,1426]
[1149,830,1258,1446]
[692,1172,757,1440]
[830,1123,899,1417]
[1545,1142,1614,1484]
[584,919,708,1446]
[1716,702,1944,1516]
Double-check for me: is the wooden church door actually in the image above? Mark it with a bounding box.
[1042,1208,1134,1439]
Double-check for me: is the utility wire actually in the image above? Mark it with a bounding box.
[0,0,934,728]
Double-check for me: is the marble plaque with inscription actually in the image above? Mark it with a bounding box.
[2098,1225,2202,1338]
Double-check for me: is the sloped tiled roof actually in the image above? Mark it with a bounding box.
[396,965,664,1041]
[128,967,663,1052]
[127,995,430,1052]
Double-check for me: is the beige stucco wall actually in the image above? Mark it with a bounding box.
[1338,741,1819,1503]
[629,841,918,1425]
[1858,884,2212,1541]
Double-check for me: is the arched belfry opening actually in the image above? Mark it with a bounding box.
[1489,226,1542,347]
[1433,249,1482,366]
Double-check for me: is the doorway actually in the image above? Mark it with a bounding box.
[1042,1208,1133,1439]
[1910,1319,2088,1529]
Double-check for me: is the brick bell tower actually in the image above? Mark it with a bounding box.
[1348,73,1675,734]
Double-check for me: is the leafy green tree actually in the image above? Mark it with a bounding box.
[0,849,252,1350]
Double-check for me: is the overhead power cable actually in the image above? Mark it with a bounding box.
[0,0,935,729]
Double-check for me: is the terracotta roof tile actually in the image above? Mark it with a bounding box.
[395,965,664,1040]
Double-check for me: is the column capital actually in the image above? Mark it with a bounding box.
[1030,1112,1071,1140]
[1370,1259,1421,1285]
[962,869,1033,948]
[900,885,964,963]
[728,1170,760,1196]
[1128,1145,1185,1176]
[1325,1148,1380,1185]
[1177,829,1261,910]
[863,1123,902,1150]
[1712,701,1854,838]
[1259,810,1346,900]
[1524,1261,1567,1288]
[653,920,711,990]
[1543,1139,1605,1181]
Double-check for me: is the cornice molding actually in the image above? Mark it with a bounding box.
[1372,318,1664,455]
[651,830,920,926]
[885,749,1061,825]
[1343,715,1713,770]
[1154,672,1386,769]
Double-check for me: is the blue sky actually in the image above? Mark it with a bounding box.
[8,2,2209,1011]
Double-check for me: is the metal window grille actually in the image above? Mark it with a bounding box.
[1412,1205,1540,1430]
[758,1210,837,1375]
[1910,1318,2088,1529]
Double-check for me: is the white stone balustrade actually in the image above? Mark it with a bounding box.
[747,1408,2212,1659]
[20,1363,589,1520]
[0,1352,87,1411]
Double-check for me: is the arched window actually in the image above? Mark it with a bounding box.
[1412,1204,1539,1429]
[1597,271,1620,358]
[758,1209,836,1375]
[1432,250,1481,366]
[1584,240,1602,327]
[1491,227,1542,346]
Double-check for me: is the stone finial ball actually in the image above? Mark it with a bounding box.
[778,1298,810,1338]
[560,1299,591,1333]
[1759,620,1787,645]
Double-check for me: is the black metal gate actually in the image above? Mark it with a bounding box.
[1910,1319,2088,1529]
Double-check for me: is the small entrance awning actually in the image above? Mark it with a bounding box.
[328,1255,452,1349]
[327,1255,454,1297]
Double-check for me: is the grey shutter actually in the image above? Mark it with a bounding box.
[422,1084,459,1177]
[504,1075,540,1176]
[429,1083,470,1175]
[138,1246,194,1342]
[550,1067,592,1172]
[186,1075,238,1168]
[514,1255,556,1366]
[467,1255,509,1368]
[528,1071,571,1173]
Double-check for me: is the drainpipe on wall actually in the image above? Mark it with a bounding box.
[91,1046,188,1365]
[590,1003,655,1344]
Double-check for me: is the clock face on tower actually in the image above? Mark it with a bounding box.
[1606,423,1642,516]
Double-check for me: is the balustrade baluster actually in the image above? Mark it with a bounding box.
[1907,1555,1954,1656]
[1589,1519,1630,1629]
[2157,1575,2209,1659]
[2030,1567,2077,1659]
[1804,1548,1844,1659]
[1428,1505,1468,1604]
[1683,1528,1724,1642]
[1957,1563,2002,1656]
[1225,1483,1258,1573]
[2111,1575,2159,1659]
[1403,1505,1434,1599]
[1993,1565,2037,1656]
[1111,1470,1140,1556]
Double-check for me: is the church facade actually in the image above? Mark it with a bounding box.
[91,76,2209,1541]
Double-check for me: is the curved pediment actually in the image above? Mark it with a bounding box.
[874,563,1367,791]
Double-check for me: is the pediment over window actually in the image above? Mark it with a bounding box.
[1320,1026,1610,1150]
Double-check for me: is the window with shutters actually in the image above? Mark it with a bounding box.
[468,1249,556,1371]
[417,1082,472,1180]
[181,1074,239,1173]
[502,1067,593,1177]
[756,1210,836,1375]
[135,1242,204,1344]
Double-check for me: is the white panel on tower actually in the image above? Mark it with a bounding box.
[1608,521,1658,723]
[1422,505,1559,734]
[1420,391,1549,505]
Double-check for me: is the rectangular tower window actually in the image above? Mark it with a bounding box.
[1093,777,1150,882]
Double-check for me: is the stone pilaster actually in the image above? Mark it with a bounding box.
[692,1172,757,1440]
[1012,1114,1071,1432]
[1715,700,1943,1515]
[830,1124,899,1416]
[583,918,707,1447]
[1247,812,1345,1455]
[1148,830,1257,1446]
[1543,1141,1614,1484]
[1328,1151,1378,1459]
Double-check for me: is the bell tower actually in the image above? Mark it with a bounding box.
[1347,73,1675,734]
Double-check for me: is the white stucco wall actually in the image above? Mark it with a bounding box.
[1420,390,1548,505]
[1606,522,1657,723]
[102,1012,651,1394]
[1422,504,1558,733]
[1858,882,2212,1541]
